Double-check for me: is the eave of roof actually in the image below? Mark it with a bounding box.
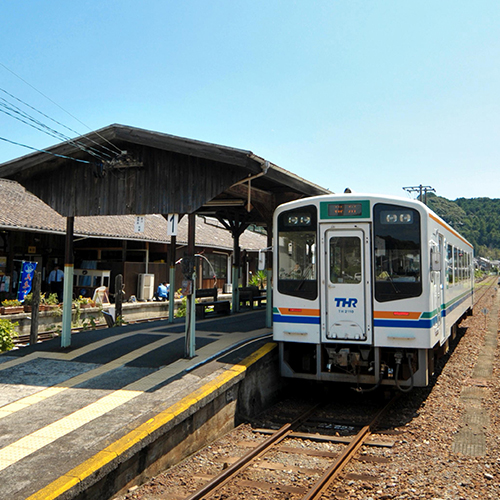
[0,179,267,251]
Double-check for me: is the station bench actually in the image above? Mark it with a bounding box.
[239,286,267,310]
[195,287,230,320]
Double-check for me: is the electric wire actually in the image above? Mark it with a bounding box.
[0,98,111,161]
[0,86,115,158]
[0,101,109,162]
[0,136,91,164]
[0,61,122,155]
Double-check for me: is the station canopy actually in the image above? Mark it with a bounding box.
[0,124,330,226]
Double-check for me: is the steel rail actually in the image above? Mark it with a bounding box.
[184,404,320,500]
[302,395,399,500]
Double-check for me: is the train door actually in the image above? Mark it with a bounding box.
[321,224,372,343]
[438,234,446,342]
[431,236,445,344]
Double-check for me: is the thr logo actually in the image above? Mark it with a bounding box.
[334,298,358,308]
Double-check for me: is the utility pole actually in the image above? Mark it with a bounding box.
[402,185,435,205]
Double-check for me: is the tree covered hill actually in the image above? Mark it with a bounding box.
[426,194,500,260]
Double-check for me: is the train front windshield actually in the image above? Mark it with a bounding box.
[277,205,318,300]
[373,203,422,302]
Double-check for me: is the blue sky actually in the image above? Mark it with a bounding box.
[1,1,499,200]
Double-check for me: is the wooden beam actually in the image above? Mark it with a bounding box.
[226,184,273,207]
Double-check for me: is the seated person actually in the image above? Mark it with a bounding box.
[155,282,169,301]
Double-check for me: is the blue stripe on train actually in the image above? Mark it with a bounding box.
[373,318,436,329]
[375,291,472,328]
[273,315,320,325]
[442,291,472,316]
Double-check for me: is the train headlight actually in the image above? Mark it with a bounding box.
[286,214,312,226]
[383,211,413,224]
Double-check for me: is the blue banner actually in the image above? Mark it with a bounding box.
[18,261,38,302]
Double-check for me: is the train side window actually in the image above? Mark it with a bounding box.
[460,250,464,281]
[373,203,422,302]
[447,244,454,284]
[454,247,458,282]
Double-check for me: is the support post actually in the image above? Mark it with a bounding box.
[61,216,74,348]
[187,272,196,357]
[231,233,241,313]
[266,226,273,328]
[29,271,41,345]
[168,235,176,323]
[231,265,239,313]
[184,213,196,358]
[115,274,123,322]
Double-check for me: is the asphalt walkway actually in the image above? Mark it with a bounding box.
[0,310,272,500]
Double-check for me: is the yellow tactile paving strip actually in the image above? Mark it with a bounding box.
[25,341,276,500]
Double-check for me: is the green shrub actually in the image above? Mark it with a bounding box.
[44,293,59,305]
[175,296,187,318]
[0,319,18,352]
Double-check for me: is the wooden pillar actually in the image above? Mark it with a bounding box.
[61,216,74,348]
[115,274,123,321]
[29,271,41,345]
[232,233,241,313]
[168,235,177,324]
[121,240,127,264]
[185,213,196,358]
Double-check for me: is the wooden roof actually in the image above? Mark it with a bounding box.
[0,124,329,225]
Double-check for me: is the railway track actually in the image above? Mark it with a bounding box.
[173,396,399,500]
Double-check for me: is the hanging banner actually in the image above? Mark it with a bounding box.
[18,261,38,302]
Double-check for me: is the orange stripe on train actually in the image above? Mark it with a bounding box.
[373,311,422,320]
[278,308,320,316]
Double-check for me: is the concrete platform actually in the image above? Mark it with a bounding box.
[0,310,280,500]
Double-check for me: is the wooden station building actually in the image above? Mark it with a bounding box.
[0,124,329,350]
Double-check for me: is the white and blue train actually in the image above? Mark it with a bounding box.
[273,194,474,390]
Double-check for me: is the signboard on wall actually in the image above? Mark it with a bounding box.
[167,213,179,236]
[134,216,145,233]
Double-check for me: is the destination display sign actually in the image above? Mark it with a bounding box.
[327,203,363,217]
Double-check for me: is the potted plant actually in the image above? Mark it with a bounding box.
[44,293,59,310]
[23,293,46,312]
[23,293,34,313]
[1,299,24,315]
[78,296,95,309]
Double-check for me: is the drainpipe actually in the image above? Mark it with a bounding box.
[231,155,270,187]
